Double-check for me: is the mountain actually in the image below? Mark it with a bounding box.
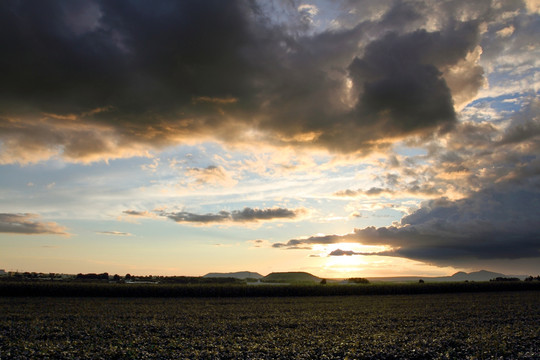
[203,271,263,279]
[448,270,507,281]
[367,270,528,283]
[262,272,321,283]
[203,270,527,283]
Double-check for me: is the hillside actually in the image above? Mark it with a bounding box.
[262,272,321,283]
[203,271,263,279]
[447,270,506,281]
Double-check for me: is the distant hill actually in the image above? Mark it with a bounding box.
[203,271,263,279]
[367,270,528,283]
[262,272,321,283]
[448,270,507,281]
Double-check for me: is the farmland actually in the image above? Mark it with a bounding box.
[2,278,540,297]
[1,292,539,359]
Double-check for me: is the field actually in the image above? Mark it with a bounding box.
[2,279,540,297]
[1,292,539,359]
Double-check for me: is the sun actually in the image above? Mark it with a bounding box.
[311,243,391,278]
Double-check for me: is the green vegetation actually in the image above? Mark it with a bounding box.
[1,292,538,359]
[1,279,539,297]
[348,277,370,284]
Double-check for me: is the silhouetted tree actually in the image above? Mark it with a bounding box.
[490,277,520,282]
[348,277,369,284]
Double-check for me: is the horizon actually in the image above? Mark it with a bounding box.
[1,0,539,279]
[2,268,532,280]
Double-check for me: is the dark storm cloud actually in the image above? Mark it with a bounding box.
[161,207,306,224]
[0,0,266,162]
[276,182,540,265]
[348,21,480,133]
[0,213,68,235]
[258,19,482,153]
[0,0,255,113]
[0,0,486,162]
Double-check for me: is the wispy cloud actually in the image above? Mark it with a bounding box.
[96,231,133,236]
[184,165,238,188]
[122,210,154,217]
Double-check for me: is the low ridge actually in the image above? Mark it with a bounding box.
[203,271,263,279]
[262,271,321,283]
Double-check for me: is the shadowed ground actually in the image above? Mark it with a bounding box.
[1,292,539,359]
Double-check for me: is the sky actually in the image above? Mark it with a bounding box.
[0,0,539,278]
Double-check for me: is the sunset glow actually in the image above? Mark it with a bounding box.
[1,0,539,278]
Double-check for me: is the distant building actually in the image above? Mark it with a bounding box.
[0,269,6,276]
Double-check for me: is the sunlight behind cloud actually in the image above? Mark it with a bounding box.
[319,252,460,279]
[313,243,391,277]
[313,242,390,255]
[1,0,538,277]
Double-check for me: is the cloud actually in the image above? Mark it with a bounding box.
[347,24,476,134]
[275,181,540,266]
[191,96,238,105]
[120,210,160,223]
[123,206,308,226]
[122,210,153,217]
[331,95,539,204]
[185,165,237,187]
[498,99,540,145]
[0,213,68,235]
[97,231,133,236]
[329,249,360,256]
[334,184,443,199]
[524,0,540,14]
[298,4,319,25]
[248,239,270,248]
[0,113,154,164]
[335,187,394,197]
[161,207,307,225]
[0,0,497,163]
